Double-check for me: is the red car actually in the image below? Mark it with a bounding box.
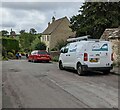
[28,50,51,63]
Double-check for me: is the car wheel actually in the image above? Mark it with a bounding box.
[59,61,64,70]
[46,60,49,63]
[28,60,31,62]
[77,63,84,76]
[102,70,110,75]
[33,59,36,63]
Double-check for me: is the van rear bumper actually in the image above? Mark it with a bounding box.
[82,65,113,71]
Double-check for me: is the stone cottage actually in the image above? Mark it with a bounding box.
[101,27,120,65]
[41,16,75,51]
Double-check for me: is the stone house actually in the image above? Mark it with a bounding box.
[101,27,120,65]
[41,16,75,52]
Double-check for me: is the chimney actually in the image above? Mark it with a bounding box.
[52,16,55,23]
[48,22,50,26]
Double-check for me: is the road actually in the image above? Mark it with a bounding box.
[2,60,119,108]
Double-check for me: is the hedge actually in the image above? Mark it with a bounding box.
[1,37,19,52]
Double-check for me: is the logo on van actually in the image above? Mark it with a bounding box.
[92,44,108,51]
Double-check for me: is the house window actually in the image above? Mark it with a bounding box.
[43,36,45,41]
[42,37,44,41]
[47,36,49,41]
[45,35,47,41]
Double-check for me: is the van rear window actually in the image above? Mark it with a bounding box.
[92,43,108,51]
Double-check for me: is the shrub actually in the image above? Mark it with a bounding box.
[51,48,57,51]
[2,46,7,58]
[11,49,15,55]
[7,52,14,59]
[1,37,19,52]
[2,56,8,61]
[51,56,59,62]
[35,42,46,50]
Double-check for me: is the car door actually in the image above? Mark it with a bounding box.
[61,46,69,66]
[62,46,70,67]
[67,43,77,67]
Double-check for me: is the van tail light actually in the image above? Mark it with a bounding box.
[111,53,114,61]
[84,53,88,61]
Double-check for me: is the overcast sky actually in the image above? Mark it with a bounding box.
[1,1,84,34]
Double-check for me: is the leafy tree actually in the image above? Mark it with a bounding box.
[19,32,36,52]
[70,2,120,39]
[34,42,46,50]
[19,30,25,34]
[38,34,42,39]
[31,37,40,50]
[1,30,9,36]
[29,28,37,35]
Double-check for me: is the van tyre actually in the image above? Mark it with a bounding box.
[103,70,110,75]
[59,61,64,70]
[77,63,84,76]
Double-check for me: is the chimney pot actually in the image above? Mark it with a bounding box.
[52,16,55,23]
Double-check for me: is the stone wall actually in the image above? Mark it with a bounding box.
[101,28,120,66]
[50,51,60,57]
[110,39,120,65]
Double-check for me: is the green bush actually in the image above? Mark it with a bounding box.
[1,37,19,52]
[35,42,46,50]
[2,46,7,58]
[11,49,15,55]
[52,56,59,62]
[7,52,14,59]
[2,56,8,61]
[51,48,57,51]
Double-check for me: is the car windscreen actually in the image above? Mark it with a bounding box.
[38,51,48,55]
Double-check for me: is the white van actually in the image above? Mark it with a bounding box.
[59,36,113,75]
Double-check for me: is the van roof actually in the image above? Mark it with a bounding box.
[68,40,109,44]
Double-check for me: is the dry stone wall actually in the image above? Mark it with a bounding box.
[101,28,120,66]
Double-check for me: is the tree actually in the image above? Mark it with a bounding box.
[1,30,9,36]
[19,32,36,52]
[19,30,25,34]
[29,28,37,35]
[31,37,40,50]
[35,42,46,50]
[70,2,120,39]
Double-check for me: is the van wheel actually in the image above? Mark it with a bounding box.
[59,61,64,70]
[103,70,110,75]
[77,64,84,76]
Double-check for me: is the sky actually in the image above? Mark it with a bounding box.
[0,1,84,34]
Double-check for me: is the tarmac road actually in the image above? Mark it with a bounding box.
[2,60,119,108]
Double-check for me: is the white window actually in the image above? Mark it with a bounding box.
[47,36,49,41]
[42,37,44,41]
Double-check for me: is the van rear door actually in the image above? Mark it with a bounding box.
[86,41,112,67]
